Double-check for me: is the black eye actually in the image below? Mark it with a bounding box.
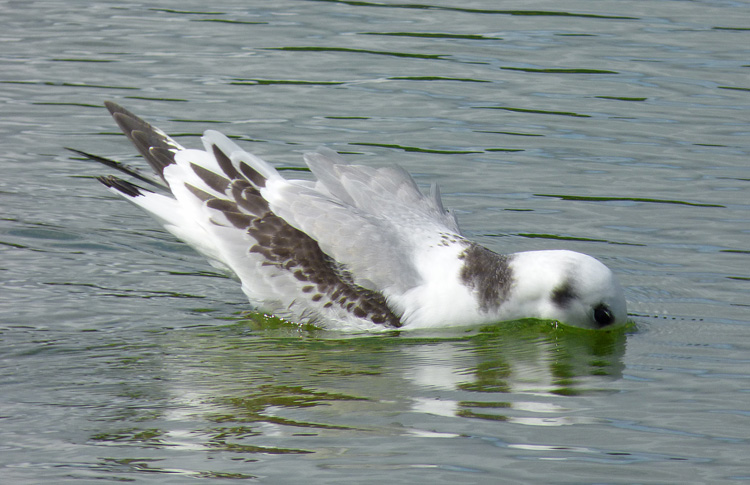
[593,304,615,328]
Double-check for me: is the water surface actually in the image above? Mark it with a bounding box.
[1,1,749,483]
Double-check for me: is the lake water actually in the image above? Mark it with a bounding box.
[1,0,749,483]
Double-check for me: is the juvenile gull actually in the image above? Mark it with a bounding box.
[79,102,627,331]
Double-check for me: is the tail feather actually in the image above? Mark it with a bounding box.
[67,148,166,190]
[96,175,150,198]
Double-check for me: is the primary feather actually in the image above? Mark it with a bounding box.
[82,102,627,331]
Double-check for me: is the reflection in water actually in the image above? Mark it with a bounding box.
[404,322,627,426]
[88,318,629,476]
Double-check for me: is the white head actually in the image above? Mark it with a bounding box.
[505,250,627,329]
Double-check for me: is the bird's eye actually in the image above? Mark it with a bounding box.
[593,304,615,328]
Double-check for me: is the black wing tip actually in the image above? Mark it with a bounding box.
[97,175,150,198]
[104,100,129,118]
[104,101,142,130]
[67,147,168,190]
[66,147,125,170]
[104,100,150,135]
[102,100,178,179]
[66,146,102,160]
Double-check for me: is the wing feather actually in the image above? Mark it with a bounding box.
[305,148,460,233]
[80,102,466,329]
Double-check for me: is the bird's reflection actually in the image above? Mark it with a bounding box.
[89,317,630,470]
[401,322,627,425]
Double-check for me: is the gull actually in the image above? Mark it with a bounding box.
[75,102,627,331]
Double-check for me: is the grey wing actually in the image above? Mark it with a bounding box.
[261,148,462,296]
[305,148,460,234]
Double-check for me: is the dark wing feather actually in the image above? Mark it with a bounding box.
[66,147,167,190]
[104,101,183,180]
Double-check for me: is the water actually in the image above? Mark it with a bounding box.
[1,0,749,483]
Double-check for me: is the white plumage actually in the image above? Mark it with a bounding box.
[82,102,627,331]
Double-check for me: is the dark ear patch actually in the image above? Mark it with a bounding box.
[551,282,576,308]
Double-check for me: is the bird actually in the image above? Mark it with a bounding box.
[73,102,627,331]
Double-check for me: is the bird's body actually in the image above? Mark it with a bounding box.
[84,102,627,331]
